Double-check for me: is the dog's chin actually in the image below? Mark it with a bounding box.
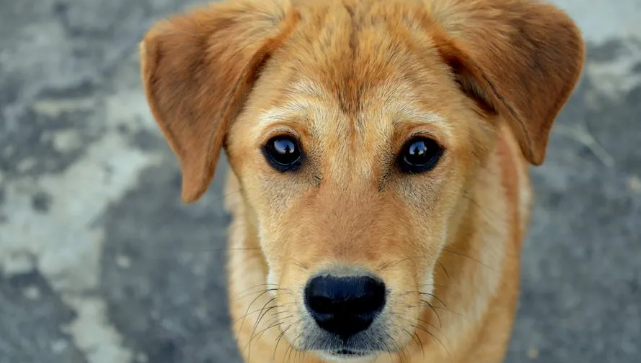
[306,334,385,363]
[316,350,377,362]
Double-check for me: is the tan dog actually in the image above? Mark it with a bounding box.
[139,0,584,362]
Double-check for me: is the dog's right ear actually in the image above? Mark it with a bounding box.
[140,0,298,203]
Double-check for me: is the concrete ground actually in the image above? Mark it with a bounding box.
[0,0,640,362]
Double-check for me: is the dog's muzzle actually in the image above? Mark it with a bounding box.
[301,274,388,356]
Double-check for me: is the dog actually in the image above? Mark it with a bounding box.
[139,0,584,361]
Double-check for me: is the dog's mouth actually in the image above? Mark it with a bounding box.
[333,349,368,356]
[303,333,386,358]
[317,348,374,362]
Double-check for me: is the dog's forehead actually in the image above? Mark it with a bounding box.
[258,79,447,131]
[283,0,435,111]
[256,0,456,136]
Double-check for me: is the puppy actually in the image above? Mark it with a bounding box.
[140,0,584,362]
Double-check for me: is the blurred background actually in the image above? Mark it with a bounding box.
[0,0,640,362]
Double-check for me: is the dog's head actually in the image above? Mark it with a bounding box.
[141,0,583,360]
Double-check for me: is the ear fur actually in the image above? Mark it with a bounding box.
[140,0,298,203]
[426,0,585,164]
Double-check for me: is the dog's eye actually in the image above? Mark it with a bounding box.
[263,135,302,171]
[398,137,443,174]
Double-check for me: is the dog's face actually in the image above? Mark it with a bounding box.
[141,0,584,360]
[226,33,490,359]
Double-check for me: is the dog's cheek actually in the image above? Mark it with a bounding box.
[420,265,437,298]
[257,229,285,275]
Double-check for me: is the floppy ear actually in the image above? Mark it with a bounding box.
[426,0,585,164]
[140,0,298,203]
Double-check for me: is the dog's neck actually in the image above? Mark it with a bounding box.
[224,127,528,363]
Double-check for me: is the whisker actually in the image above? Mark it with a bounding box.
[401,326,425,358]
[391,309,450,355]
[381,330,395,362]
[232,301,296,325]
[417,282,451,290]
[420,299,443,328]
[415,317,451,348]
[418,291,447,308]
[246,297,278,360]
[462,191,502,223]
[430,305,469,321]
[256,321,284,341]
[442,248,498,274]
[414,330,425,358]
[438,262,450,280]
[236,289,277,332]
[398,333,411,363]
[391,312,449,347]
[285,332,302,363]
[291,259,308,270]
[251,297,277,335]
[227,247,263,251]
[379,257,414,271]
[273,319,300,360]
[234,284,280,300]
[187,246,263,254]
[236,286,293,301]
[251,313,293,349]
[412,323,451,359]
[411,301,469,323]
[205,188,244,206]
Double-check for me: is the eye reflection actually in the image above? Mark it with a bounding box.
[398,137,443,174]
[263,135,302,171]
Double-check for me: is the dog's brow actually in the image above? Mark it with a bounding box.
[257,100,317,127]
[391,106,445,125]
[258,107,290,127]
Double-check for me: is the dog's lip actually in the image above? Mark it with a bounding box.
[316,348,376,363]
[327,348,371,357]
[335,349,365,355]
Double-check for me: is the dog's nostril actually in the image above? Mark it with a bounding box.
[304,275,386,340]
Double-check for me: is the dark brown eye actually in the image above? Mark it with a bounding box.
[263,135,302,172]
[398,137,443,174]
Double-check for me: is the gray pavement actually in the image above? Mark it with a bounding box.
[0,0,640,362]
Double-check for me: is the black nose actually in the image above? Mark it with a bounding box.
[304,275,386,340]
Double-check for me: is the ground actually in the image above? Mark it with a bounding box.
[0,0,640,362]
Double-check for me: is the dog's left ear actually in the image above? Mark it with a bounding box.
[140,0,298,203]
[426,0,585,165]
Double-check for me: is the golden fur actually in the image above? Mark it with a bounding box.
[140,0,584,362]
